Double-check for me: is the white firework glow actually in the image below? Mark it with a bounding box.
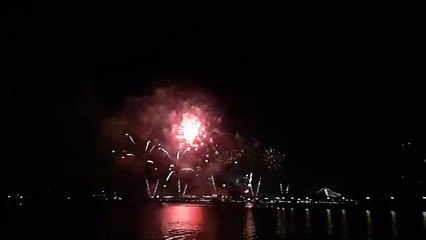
[262,147,285,170]
[174,112,208,148]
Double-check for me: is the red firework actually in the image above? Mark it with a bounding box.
[172,110,208,149]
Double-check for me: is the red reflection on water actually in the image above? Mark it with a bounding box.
[244,209,256,239]
[160,204,203,238]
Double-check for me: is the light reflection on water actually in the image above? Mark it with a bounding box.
[134,204,425,240]
[4,201,425,239]
[341,209,348,239]
[326,209,333,240]
[244,209,256,240]
[160,204,203,239]
[277,208,286,238]
[366,210,372,240]
[423,211,426,230]
[391,210,397,239]
[305,208,312,238]
[289,207,295,237]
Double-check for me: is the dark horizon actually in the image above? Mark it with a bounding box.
[4,6,425,197]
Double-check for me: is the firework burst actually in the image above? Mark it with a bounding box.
[218,148,245,165]
[104,87,263,197]
[111,133,160,173]
[178,113,205,145]
[262,147,285,170]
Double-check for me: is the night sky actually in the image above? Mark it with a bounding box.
[4,6,424,196]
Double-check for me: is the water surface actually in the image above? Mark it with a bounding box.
[2,202,425,239]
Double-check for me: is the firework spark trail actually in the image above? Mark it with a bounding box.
[159,148,171,160]
[182,184,188,196]
[249,173,254,195]
[153,179,159,197]
[181,168,195,172]
[285,184,290,194]
[145,141,151,152]
[211,175,217,193]
[114,135,159,166]
[166,171,175,182]
[129,136,136,145]
[175,151,181,167]
[148,145,156,155]
[255,178,262,197]
[177,179,181,193]
[280,182,283,195]
[177,147,192,166]
[183,147,191,155]
[145,178,151,197]
[125,133,136,145]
